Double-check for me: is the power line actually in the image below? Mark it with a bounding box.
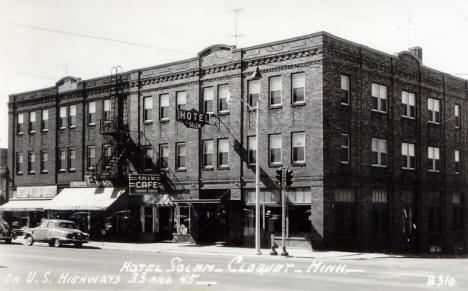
[0,67,56,80]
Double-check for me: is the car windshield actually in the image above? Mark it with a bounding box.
[58,222,76,229]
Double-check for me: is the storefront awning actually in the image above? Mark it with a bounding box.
[0,199,52,211]
[46,187,125,211]
[173,199,221,204]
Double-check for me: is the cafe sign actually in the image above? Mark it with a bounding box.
[176,109,210,129]
[129,174,161,195]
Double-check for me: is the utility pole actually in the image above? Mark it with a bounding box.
[230,9,244,47]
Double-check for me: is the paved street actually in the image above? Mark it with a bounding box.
[0,241,467,291]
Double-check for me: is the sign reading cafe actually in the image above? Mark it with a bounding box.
[176,109,210,129]
[129,174,161,195]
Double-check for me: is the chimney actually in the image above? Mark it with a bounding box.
[409,46,422,62]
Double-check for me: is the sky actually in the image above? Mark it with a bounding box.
[0,0,468,148]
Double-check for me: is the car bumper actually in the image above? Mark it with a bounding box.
[59,238,88,244]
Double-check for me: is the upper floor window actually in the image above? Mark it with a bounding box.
[103,99,112,121]
[428,146,440,172]
[59,106,67,129]
[143,96,153,122]
[159,144,169,170]
[203,87,214,114]
[340,75,350,105]
[218,139,229,168]
[269,134,282,165]
[428,98,440,124]
[41,109,48,131]
[176,91,187,110]
[69,105,77,128]
[292,132,305,164]
[58,149,66,172]
[68,148,76,171]
[87,146,95,170]
[17,113,24,135]
[143,146,153,171]
[159,94,169,120]
[269,76,282,106]
[218,85,230,113]
[455,150,460,174]
[176,143,186,170]
[202,140,214,168]
[16,152,23,174]
[248,136,256,165]
[340,133,350,164]
[40,150,48,173]
[248,80,260,107]
[371,138,387,167]
[401,91,416,118]
[371,83,387,113]
[27,151,35,174]
[292,73,305,104]
[455,104,461,128]
[402,142,415,170]
[29,111,36,133]
[88,102,96,125]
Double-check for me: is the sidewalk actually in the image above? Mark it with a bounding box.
[86,240,399,260]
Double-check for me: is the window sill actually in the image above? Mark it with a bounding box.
[248,163,256,167]
[58,169,66,173]
[17,132,24,136]
[144,120,153,125]
[159,119,170,123]
[88,123,96,127]
[176,168,187,172]
[16,172,23,175]
[218,166,230,170]
[202,167,214,171]
[69,125,76,129]
[41,129,48,133]
[455,172,461,175]
[217,111,230,116]
[269,163,283,168]
[143,168,153,172]
[340,102,350,106]
[428,121,440,125]
[402,167,415,171]
[455,126,460,129]
[371,109,387,114]
[371,164,387,168]
[59,127,67,130]
[268,105,282,110]
[291,102,306,108]
[292,162,306,167]
[88,167,95,171]
[29,130,36,134]
[340,161,350,165]
[401,115,416,120]
[28,171,35,175]
[68,168,76,172]
[40,170,48,174]
[428,170,440,173]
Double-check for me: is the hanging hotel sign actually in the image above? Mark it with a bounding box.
[176,109,210,129]
[129,174,161,195]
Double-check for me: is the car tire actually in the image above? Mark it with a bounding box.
[74,242,82,248]
[5,239,11,244]
[25,235,34,246]
[53,239,61,248]
[48,241,54,247]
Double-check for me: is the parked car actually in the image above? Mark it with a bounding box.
[0,218,12,243]
[23,219,89,247]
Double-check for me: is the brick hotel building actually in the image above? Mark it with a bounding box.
[2,31,467,253]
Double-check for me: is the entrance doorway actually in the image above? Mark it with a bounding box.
[197,204,228,244]
[157,207,174,240]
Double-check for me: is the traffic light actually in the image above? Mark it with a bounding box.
[286,169,293,187]
[275,168,283,187]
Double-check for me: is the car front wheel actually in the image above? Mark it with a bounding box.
[25,235,34,246]
[53,238,61,248]
[74,242,82,248]
[5,239,11,244]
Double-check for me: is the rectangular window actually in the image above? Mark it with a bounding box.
[428,98,440,124]
[69,105,76,128]
[103,99,112,121]
[159,144,169,170]
[334,189,356,236]
[269,76,282,106]
[159,94,169,120]
[59,106,67,129]
[87,146,95,170]
[292,73,305,104]
[28,151,35,173]
[176,91,187,110]
[371,83,387,113]
[17,113,24,134]
[455,104,461,128]
[143,96,153,122]
[29,111,36,133]
[202,140,214,168]
[372,190,388,235]
[248,80,260,107]
[248,136,257,165]
[176,143,186,170]
[428,146,441,171]
[203,87,214,114]
[40,150,48,173]
[269,134,282,165]
[102,144,112,166]
[217,139,229,168]
[402,143,415,169]
[88,102,96,125]
[16,152,23,174]
[143,146,153,171]
[340,134,350,164]
[455,150,460,174]
[292,132,305,163]
[452,193,464,231]
[58,149,66,171]
[218,85,229,113]
[372,138,387,167]
[401,91,416,118]
[340,75,350,105]
[68,148,76,171]
[41,109,48,131]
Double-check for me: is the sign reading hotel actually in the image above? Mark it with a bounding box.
[129,174,161,195]
[176,109,210,129]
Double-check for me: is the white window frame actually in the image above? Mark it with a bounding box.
[159,144,169,170]
[176,91,187,109]
[428,98,440,124]
[402,91,416,119]
[218,85,230,113]
[455,150,460,174]
[269,134,282,165]
[269,76,282,106]
[41,109,49,131]
[88,102,96,125]
[248,136,257,165]
[29,111,36,133]
[428,146,440,172]
[340,133,350,164]
[455,104,461,128]
[176,142,186,170]
[340,75,350,105]
[143,96,153,122]
[248,80,260,108]
[217,138,229,168]
[371,83,387,113]
[202,140,214,168]
[372,138,387,167]
[292,132,305,163]
[69,105,77,128]
[203,87,214,114]
[291,73,305,104]
[401,142,415,170]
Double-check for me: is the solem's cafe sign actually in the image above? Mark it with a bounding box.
[176,109,210,129]
[129,174,160,195]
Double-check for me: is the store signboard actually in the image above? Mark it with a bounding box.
[129,174,161,195]
[176,109,210,129]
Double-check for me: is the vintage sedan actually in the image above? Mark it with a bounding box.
[0,218,12,244]
[24,219,89,247]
